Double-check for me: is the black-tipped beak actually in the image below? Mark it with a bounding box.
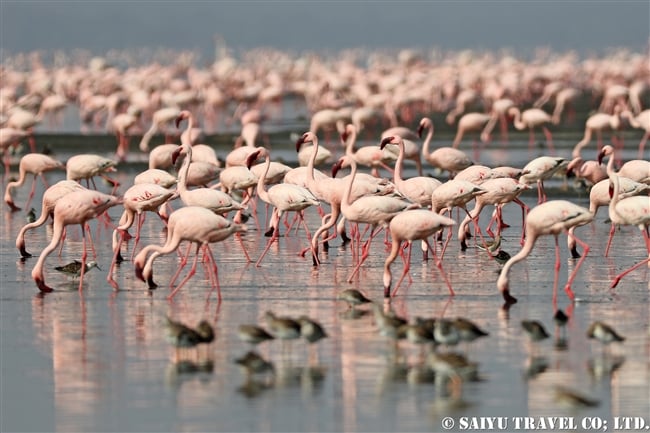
[246,150,262,169]
[417,124,424,138]
[331,159,344,178]
[171,146,183,165]
[380,136,393,150]
[295,135,306,152]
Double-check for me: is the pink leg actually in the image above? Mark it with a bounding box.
[170,244,193,287]
[528,129,535,152]
[564,231,590,301]
[638,132,649,159]
[604,223,616,257]
[78,223,90,292]
[202,245,222,302]
[130,213,146,261]
[256,210,280,267]
[168,244,201,299]
[347,225,382,282]
[24,175,38,210]
[611,229,650,288]
[393,241,413,295]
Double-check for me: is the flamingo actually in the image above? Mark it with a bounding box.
[507,107,556,154]
[383,209,456,298]
[111,106,142,161]
[134,206,247,300]
[15,180,85,258]
[451,112,493,157]
[246,149,320,266]
[565,156,607,187]
[332,155,415,282]
[623,109,650,159]
[234,122,262,148]
[457,177,529,251]
[108,183,175,284]
[342,123,396,178]
[148,143,180,170]
[419,117,473,178]
[496,200,593,305]
[381,126,423,176]
[31,189,122,292]
[571,106,625,158]
[598,144,650,185]
[66,154,119,191]
[139,107,182,153]
[481,98,516,145]
[133,168,177,189]
[6,108,41,153]
[519,156,566,204]
[380,135,441,207]
[0,127,28,179]
[4,153,65,211]
[605,174,650,288]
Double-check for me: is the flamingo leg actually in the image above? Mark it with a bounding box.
[542,126,555,155]
[24,174,38,210]
[202,244,222,302]
[130,212,146,261]
[563,231,590,301]
[170,243,193,287]
[347,225,382,282]
[604,223,616,257]
[78,223,90,292]
[393,241,413,295]
[168,244,201,300]
[256,210,280,267]
[610,228,650,288]
[638,132,648,159]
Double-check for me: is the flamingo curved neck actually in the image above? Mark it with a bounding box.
[341,158,357,209]
[421,122,434,157]
[394,139,405,184]
[511,108,525,130]
[256,154,272,203]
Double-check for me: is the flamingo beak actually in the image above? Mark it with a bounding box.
[417,124,424,138]
[171,146,183,165]
[597,150,605,165]
[340,131,349,143]
[380,136,393,150]
[331,159,344,177]
[295,135,306,152]
[246,150,262,169]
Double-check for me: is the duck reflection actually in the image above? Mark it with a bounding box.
[587,355,625,379]
[165,359,215,392]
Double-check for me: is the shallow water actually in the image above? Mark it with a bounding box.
[1,130,649,433]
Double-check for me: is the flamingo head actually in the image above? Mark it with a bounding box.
[340,123,355,144]
[245,149,263,169]
[597,145,614,165]
[380,135,401,150]
[331,157,346,178]
[608,181,615,199]
[171,145,185,165]
[417,117,431,138]
[175,110,191,129]
[295,132,313,152]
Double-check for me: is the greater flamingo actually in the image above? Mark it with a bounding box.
[333,155,415,282]
[4,153,65,211]
[623,109,650,159]
[519,156,566,204]
[604,173,650,287]
[246,149,320,266]
[496,200,593,305]
[571,106,625,158]
[383,209,456,298]
[139,107,182,152]
[15,180,85,258]
[419,117,473,178]
[507,106,556,154]
[134,206,247,300]
[31,189,122,292]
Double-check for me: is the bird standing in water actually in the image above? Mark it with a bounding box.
[54,260,100,279]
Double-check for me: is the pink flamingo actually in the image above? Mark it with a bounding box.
[519,156,566,204]
[246,149,320,267]
[451,112,492,157]
[111,106,142,161]
[507,107,556,154]
[66,154,119,191]
[333,155,415,282]
[380,135,441,207]
[6,108,41,153]
[31,189,122,292]
[15,180,85,258]
[623,109,650,159]
[234,122,262,148]
[383,209,456,298]
[343,123,395,178]
[0,127,28,179]
[481,98,516,145]
[134,206,247,300]
[295,131,348,266]
[109,183,175,284]
[598,144,650,185]
[457,177,529,250]
[381,126,423,176]
[419,117,473,178]
[565,156,607,187]
[133,168,177,189]
[571,106,624,158]
[148,143,180,170]
[139,107,182,153]
[496,200,593,305]
[4,153,65,211]
[606,174,650,288]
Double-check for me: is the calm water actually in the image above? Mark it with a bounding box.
[1,131,649,433]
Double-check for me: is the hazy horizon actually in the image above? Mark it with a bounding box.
[2,1,649,64]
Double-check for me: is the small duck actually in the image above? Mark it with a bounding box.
[434,318,461,348]
[165,316,202,362]
[453,317,489,343]
[587,322,625,346]
[337,289,372,309]
[477,234,501,253]
[238,324,275,346]
[554,386,599,409]
[521,320,550,342]
[54,260,100,279]
[297,316,328,345]
[493,250,511,266]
